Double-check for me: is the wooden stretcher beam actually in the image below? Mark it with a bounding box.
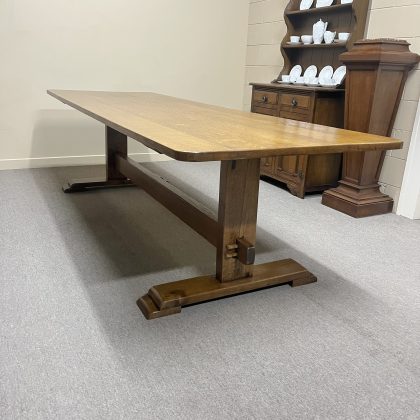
[116,155,218,247]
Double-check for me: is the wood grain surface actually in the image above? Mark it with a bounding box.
[48,90,402,162]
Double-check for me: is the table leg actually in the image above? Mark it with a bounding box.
[216,159,260,281]
[138,159,317,320]
[63,126,135,192]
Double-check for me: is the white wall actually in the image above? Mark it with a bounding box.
[367,0,420,211]
[0,0,249,169]
[244,0,420,211]
[415,196,420,219]
[397,100,420,219]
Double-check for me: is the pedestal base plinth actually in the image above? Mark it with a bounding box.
[322,181,393,218]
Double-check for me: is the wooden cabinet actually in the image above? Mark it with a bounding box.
[250,0,370,198]
[252,84,344,197]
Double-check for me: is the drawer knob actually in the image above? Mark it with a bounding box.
[291,98,298,107]
[262,95,268,103]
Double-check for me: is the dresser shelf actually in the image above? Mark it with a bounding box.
[286,3,352,17]
[269,82,344,92]
[278,0,370,74]
[283,43,347,49]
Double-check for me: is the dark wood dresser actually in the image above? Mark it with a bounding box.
[251,83,344,198]
[250,0,370,198]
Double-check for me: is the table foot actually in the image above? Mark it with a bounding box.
[137,295,182,320]
[137,259,317,319]
[62,177,135,193]
[290,275,317,287]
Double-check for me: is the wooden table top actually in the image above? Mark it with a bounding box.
[48,90,402,162]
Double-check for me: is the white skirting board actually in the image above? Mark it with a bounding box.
[0,153,172,171]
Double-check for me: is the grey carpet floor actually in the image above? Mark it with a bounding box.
[1,162,420,420]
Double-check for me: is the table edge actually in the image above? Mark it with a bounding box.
[47,90,403,162]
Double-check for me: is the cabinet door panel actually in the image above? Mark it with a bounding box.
[261,156,275,175]
[276,155,300,176]
[274,155,308,198]
[275,155,308,182]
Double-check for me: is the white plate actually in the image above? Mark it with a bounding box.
[319,65,333,80]
[316,0,333,7]
[333,65,346,85]
[303,65,318,79]
[287,42,302,45]
[289,65,302,82]
[300,0,314,10]
[321,84,338,88]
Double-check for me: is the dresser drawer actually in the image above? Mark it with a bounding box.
[253,90,279,106]
[252,106,278,117]
[279,110,311,122]
[280,93,311,111]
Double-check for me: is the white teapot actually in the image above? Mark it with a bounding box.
[313,19,328,44]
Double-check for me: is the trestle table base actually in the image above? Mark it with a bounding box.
[62,125,318,320]
[137,259,317,320]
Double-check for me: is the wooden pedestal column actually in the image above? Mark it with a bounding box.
[322,39,420,218]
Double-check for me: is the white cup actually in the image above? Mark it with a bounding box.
[290,36,300,44]
[295,77,305,84]
[281,75,291,83]
[338,32,350,41]
[301,35,313,45]
[324,31,336,44]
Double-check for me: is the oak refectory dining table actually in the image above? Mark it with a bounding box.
[47,90,402,320]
